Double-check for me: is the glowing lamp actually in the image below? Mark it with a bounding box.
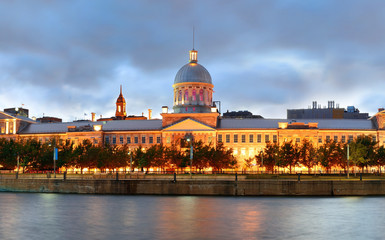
[93,125,102,131]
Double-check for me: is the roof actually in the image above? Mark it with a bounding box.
[0,111,35,123]
[19,120,163,134]
[218,118,376,130]
[174,62,212,84]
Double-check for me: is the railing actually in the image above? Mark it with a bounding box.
[0,170,382,181]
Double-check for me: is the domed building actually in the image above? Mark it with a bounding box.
[173,49,214,113]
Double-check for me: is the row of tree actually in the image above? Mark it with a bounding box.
[249,135,385,173]
[0,138,237,173]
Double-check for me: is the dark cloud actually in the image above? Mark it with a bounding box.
[0,0,384,120]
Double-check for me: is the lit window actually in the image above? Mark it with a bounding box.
[184,90,188,102]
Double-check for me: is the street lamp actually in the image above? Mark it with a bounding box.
[185,134,193,179]
[128,151,133,172]
[347,144,350,179]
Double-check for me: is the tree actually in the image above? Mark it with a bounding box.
[256,142,279,172]
[299,139,318,174]
[317,140,338,173]
[376,146,385,174]
[209,142,237,172]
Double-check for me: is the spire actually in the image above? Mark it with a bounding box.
[189,26,198,63]
[116,85,126,119]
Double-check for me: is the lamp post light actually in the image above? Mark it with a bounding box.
[128,151,133,172]
[186,134,193,179]
[347,144,350,179]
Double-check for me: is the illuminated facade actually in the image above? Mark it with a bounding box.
[1,48,385,169]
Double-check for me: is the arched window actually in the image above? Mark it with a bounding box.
[199,89,204,101]
[184,90,189,102]
[192,89,196,101]
[178,90,182,101]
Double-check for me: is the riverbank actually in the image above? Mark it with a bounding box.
[1,179,385,196]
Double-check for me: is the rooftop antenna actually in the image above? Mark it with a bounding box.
[193,26,195,50]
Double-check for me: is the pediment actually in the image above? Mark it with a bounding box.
[163,118,215,131]
[0,112,16,120]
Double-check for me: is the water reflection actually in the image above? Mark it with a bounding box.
[0,193,384,240]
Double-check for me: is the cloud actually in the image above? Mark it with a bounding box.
[0,0,385,121]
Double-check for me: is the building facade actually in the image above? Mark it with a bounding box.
[1,48,385,168]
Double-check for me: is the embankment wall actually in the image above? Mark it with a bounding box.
[1,179,385,196]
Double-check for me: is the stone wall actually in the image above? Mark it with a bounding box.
[2,179,385,196]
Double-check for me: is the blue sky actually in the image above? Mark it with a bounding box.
[1,0,385,121]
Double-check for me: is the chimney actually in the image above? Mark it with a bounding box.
[91,112,96,122]
[148,109,152,120]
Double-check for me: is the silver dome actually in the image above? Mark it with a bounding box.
[174,63,212,84]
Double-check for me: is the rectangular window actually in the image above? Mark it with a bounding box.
[372,136,377,143]
[249,134,254,143]
[166,137,171,144]
[234,134,238,143]
[326,136,330,142]
[318,136,322,143]
[157,136,161,144]
[149,136,153,144]
[218,134,223,142]
[112,136,116,144]
[341,135,346,143]
[142,136,146,144]
[105,136,110,144]
[208,136,212,143]
[241,135,246,143]
[226,134,230,143]
[296,138,300,143]
[348,135,353,143]
[134,136,139,144]
[334,136,338,142]
[120,135,124,144]
[273,135,278,143]
[257,134,262,143]
[265,135,270,143]
[127,136,131,144]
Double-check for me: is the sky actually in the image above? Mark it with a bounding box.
[1,0,385,122]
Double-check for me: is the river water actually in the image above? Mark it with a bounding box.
[0,193,383,240]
